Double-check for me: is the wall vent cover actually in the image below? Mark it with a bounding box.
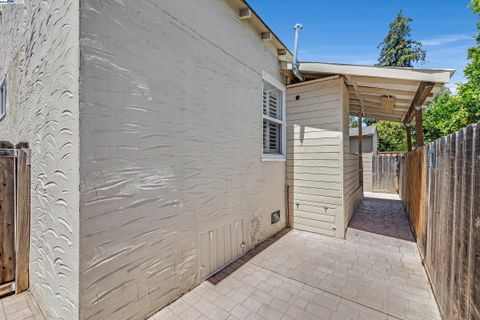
[271,210,280,224]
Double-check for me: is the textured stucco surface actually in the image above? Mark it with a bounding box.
[79,1,286,319]
[0,1,80,319]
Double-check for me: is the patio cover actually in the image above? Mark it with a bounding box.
[284,62,455,124]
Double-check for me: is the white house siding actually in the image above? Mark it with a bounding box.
[362,153,374,192]
[0,1,80,319]
[286,77,344,238]
[78,1,286,319]
[341,82,363,230]
[350,136,374,154]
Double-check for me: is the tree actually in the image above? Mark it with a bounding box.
[423,0,480,140]
[374,121,413,152]
[364,118,378,126]
[349,116,359,128]
[373,10,425,151]
[377,11,426,67]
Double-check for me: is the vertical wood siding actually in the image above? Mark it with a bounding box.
[372,155,401,193]
[400,122,480,320]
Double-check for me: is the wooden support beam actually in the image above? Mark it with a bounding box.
[261,32,272,41]
[415,106,424,147]
[277,49,287,56]
[406,125,413,151]
[403,81,435,124]
[239,8,252,20]
[346,75,365,116]
[358,114,364,187]
[15,149,31,294]
[0,282,15,297]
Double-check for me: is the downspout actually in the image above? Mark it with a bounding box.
[292,24,305,82]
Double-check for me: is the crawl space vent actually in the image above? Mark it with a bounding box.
[271,211,280,224]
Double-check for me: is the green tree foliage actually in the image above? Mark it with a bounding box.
[374,121,412,152]
[423,0,480,142]
[364,118,378,126]
[377,11,426,67]
[349,116,359,128]
[372,11,424,151]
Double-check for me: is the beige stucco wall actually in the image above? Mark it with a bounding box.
[0,1,80,319]
[78,1,286,319]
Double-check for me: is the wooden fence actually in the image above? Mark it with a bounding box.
[0,146,31,297]
[372,155,402,193]
[400,123,479,320]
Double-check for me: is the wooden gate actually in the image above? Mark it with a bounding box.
[372,155,402,193]
[0,146,31,297]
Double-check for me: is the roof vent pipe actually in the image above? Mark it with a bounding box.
[293,23,305,82]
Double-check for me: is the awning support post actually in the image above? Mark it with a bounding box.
[358,114,363,187]
[406,125,413,152]
[415,106,424,147]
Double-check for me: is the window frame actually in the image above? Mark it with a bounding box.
[0,79,6,121]
[261,71,286,162]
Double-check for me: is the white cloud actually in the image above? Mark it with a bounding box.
[421,34,473,46]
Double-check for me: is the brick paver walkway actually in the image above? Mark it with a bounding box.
[349,192,415,242]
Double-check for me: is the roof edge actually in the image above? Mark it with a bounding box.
[240,0,292,58]
[286,61,455,83]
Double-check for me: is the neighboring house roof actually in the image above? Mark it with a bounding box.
[349,126,376,137]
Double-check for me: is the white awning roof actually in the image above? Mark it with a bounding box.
[284,62,455,123]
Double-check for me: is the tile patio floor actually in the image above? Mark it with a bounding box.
[2,193,441,320]
[0,292,42,320]
[151,193,440,320]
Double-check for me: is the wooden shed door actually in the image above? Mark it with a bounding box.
[0,148,31,297]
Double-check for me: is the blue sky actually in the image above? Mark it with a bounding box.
[247,0,477,89]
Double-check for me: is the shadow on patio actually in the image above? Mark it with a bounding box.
[348,192,415,242]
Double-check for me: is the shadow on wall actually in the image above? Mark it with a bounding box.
[348,195,415,242]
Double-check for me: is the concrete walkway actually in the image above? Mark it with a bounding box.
[2,193,440,320]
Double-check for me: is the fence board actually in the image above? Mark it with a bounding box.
[401,147,426,252]
[0,157,15,285]
[471,123,479,319]
[401,122,480,320]
[15,149,30,293]
[372,155,401,193]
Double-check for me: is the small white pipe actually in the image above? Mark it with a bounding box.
[293,23,305,82]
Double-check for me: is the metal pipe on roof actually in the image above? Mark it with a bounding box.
[293,24,305,82]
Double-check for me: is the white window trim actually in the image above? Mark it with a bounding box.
[261,71,286,162]
[0,80,6,121]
